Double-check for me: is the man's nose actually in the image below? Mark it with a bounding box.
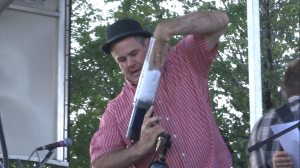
[127,57,135,67]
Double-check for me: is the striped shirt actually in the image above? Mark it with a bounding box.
[90,35,232,168]
[247,96,300,168]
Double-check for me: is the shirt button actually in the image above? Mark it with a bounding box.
[166,117,170,120]
[182,153,185,156]
[173,134,177,138]
[158,101,161,103]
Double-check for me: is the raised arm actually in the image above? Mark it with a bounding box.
[150,11,228,70]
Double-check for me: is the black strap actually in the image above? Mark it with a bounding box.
[275,103,294,123]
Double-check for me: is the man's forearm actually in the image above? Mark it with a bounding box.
[150,11,228,57]
[155,11,228,37]
[91,144,147,168]
[91,107,164,168]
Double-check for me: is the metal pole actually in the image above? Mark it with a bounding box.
[247,0,263,132]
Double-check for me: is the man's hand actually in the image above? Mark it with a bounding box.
[91,106,164,168]
[272,151,293,168]
[135,106,165,153]
[149,22,170,70]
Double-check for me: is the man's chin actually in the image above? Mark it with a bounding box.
[131,78,139,84]
[127,76,140,84]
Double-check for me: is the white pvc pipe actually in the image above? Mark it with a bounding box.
[247,0,263,132]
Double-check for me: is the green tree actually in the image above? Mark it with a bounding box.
[210,0,299,167]
[69,0,299,167]
[70,1,124,167]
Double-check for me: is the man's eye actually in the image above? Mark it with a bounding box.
[132,52,137,56]
[118,58,126,62]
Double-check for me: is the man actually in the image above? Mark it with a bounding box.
[90,11,232,168]
[248,59,300,168]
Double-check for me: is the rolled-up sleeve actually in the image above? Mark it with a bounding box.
[90,102,127,163]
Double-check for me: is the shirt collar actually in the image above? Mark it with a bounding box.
[288,96,299,120]
[288,96,299,103]
[125,78,137,89]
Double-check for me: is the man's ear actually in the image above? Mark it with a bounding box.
[145,38,150,47]
[110,52,118,63]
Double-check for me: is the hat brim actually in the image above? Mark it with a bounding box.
[101,30,152,55]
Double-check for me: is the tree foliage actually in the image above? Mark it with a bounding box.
[69,0,299,168]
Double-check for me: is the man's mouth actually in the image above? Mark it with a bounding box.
[132,68,141,76]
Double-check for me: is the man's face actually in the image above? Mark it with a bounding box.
[111,36,149,83]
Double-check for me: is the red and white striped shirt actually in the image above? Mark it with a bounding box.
[90,35,232,168]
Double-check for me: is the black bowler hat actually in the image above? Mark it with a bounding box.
[101,19,153,55]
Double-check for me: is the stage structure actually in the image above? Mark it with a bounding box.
[0,0,71,167]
